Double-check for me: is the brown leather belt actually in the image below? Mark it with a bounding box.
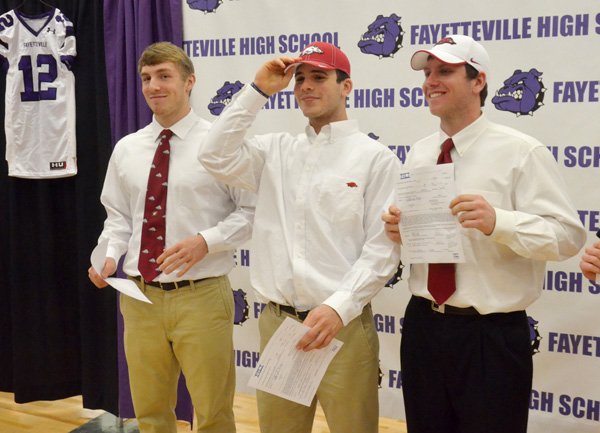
[132,275,208,291]
[270,302,310,321]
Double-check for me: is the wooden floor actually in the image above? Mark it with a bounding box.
[0,391,407,433]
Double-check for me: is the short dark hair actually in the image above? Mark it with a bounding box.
[465,63,487,107]
[336,69,350,83]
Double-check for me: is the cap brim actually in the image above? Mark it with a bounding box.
[284,59,337,74]
[410,49,466,70]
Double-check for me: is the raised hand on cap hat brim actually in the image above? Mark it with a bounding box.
[253,56,298,97]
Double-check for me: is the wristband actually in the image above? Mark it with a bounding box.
[250,82,270,99]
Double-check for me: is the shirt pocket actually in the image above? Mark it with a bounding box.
[317,175,363,222]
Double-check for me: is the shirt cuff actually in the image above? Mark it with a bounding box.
[242,83,270,113]
[106,244,123,262]
[198,226,225,254]
[489,207,516,242]
[322,291,361,326]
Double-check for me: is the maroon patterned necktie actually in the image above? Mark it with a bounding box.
[427,138,456,305]
[138,129,173,281]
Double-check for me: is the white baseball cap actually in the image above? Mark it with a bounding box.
[411,34,490,78]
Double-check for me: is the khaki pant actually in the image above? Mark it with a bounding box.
[120,276,236,433]
[256,302,380,433]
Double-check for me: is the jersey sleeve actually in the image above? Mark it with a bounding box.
[0,11,15,60]
[57,11,76,69]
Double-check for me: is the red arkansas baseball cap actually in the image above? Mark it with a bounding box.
[287,42,351,77]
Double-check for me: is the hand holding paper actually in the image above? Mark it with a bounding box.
[90,239,152,303]
[395,164,465,263]
[248,317,343,406]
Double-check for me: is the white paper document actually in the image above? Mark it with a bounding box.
[90,239,152,304]
[248,317,344,406]
[396,164,465,264]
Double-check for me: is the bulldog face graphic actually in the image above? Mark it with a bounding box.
[528,316,542,355]
[208,80,244,116]
[492,68,546,116]
[358,14,403,58]
[187,0,223,13]
[233,288,249,325]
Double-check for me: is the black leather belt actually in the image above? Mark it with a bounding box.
[270,302,310,321]
[414,295,480,315]
[132,275,207,291]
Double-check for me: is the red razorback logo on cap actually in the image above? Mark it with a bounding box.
[301,46,324,56]
[434,37,457,46]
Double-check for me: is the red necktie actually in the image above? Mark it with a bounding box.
[138,129,173,281]
[427,138,456,305]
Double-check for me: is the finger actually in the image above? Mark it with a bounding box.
[386,232,401,243]
[162,257,183,275]
[296,327,319,350]
[176,261,194,278]
[161,248,187,272]
[90,274,108,288]
[305,332,329,351]
[382,212,399,224]
[320,334,334,349]
[157,246,177,264]
[384,221,400,231]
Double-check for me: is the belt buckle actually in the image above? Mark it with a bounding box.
[295,309,308,321]
[431,302,445,314]
[159,281,179,290]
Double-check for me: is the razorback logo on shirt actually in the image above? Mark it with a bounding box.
[346,181,358,188]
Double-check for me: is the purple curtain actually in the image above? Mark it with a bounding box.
[102,0,193,425]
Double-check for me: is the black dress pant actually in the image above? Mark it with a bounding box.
[400,296,533,433]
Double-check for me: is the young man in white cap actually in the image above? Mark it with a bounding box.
[199,41,401,433]
[382,35,585,432]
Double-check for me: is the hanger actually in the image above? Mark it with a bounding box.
[13,0,55,13]
[38,0,54,8]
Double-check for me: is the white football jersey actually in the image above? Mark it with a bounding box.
[0,8,76,178]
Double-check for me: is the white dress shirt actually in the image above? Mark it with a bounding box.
[99,109,254,281]
[406,114,586,313]
[199,84,402,325]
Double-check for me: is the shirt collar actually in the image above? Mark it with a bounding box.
[440,113,489,157]
[305,119,359,144]
[151,109,198,141]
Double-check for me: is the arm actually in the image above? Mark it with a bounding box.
[97,146,133,263]
[198,57,297,190]
[487,147,585,261]
[158,186,255,277]
[298,154,402,350]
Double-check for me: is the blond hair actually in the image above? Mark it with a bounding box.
[138,41,194,79]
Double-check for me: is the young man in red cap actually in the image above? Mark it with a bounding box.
[382,35,585,433]
[199,41,401,433]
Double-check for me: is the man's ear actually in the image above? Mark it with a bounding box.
[342,78,353,97]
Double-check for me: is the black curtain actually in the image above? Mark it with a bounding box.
[0,0,118,414]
